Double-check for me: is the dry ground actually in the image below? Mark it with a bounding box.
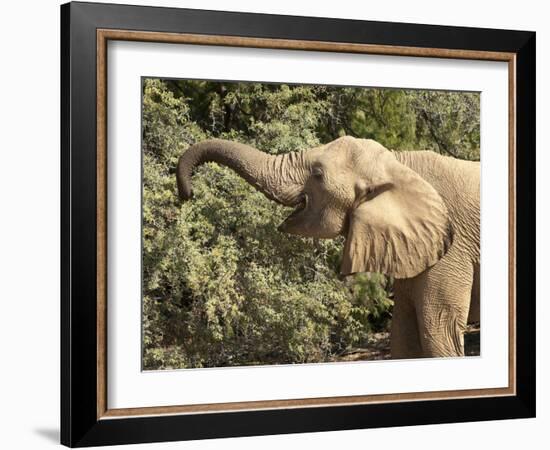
[333,323,481,361]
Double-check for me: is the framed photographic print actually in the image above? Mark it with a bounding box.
[61,1,536,447]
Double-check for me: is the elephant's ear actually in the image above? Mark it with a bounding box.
[341,152,453,279]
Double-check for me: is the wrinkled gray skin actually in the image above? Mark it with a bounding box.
[177,136,480,358]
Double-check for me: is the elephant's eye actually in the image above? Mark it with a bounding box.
[312,167,324,179]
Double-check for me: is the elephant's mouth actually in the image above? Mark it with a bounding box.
[289,193,308,217]
[278,193,308,231]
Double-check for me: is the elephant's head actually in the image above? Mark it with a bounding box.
[177,136,452,279]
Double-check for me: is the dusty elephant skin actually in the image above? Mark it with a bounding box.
[177,136,480,359]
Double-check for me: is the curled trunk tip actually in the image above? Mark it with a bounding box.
[176,153,194,201]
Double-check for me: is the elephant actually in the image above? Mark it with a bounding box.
[176,136,480,359]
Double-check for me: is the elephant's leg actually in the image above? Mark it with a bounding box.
[467,263,480,324]
[390,281,423,359]
[415,251,474,358]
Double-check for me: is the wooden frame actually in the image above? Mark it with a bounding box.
[62,1,535,447]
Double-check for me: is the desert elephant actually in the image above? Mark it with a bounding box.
[176,136,480,359]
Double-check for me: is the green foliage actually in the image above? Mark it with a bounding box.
[316,87,480,160]
[408,91,480,160]
[142,78,479,369]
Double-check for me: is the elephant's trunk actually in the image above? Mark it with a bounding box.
[177,139,307,206]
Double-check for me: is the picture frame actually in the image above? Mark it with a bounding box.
[60,1,536,447]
